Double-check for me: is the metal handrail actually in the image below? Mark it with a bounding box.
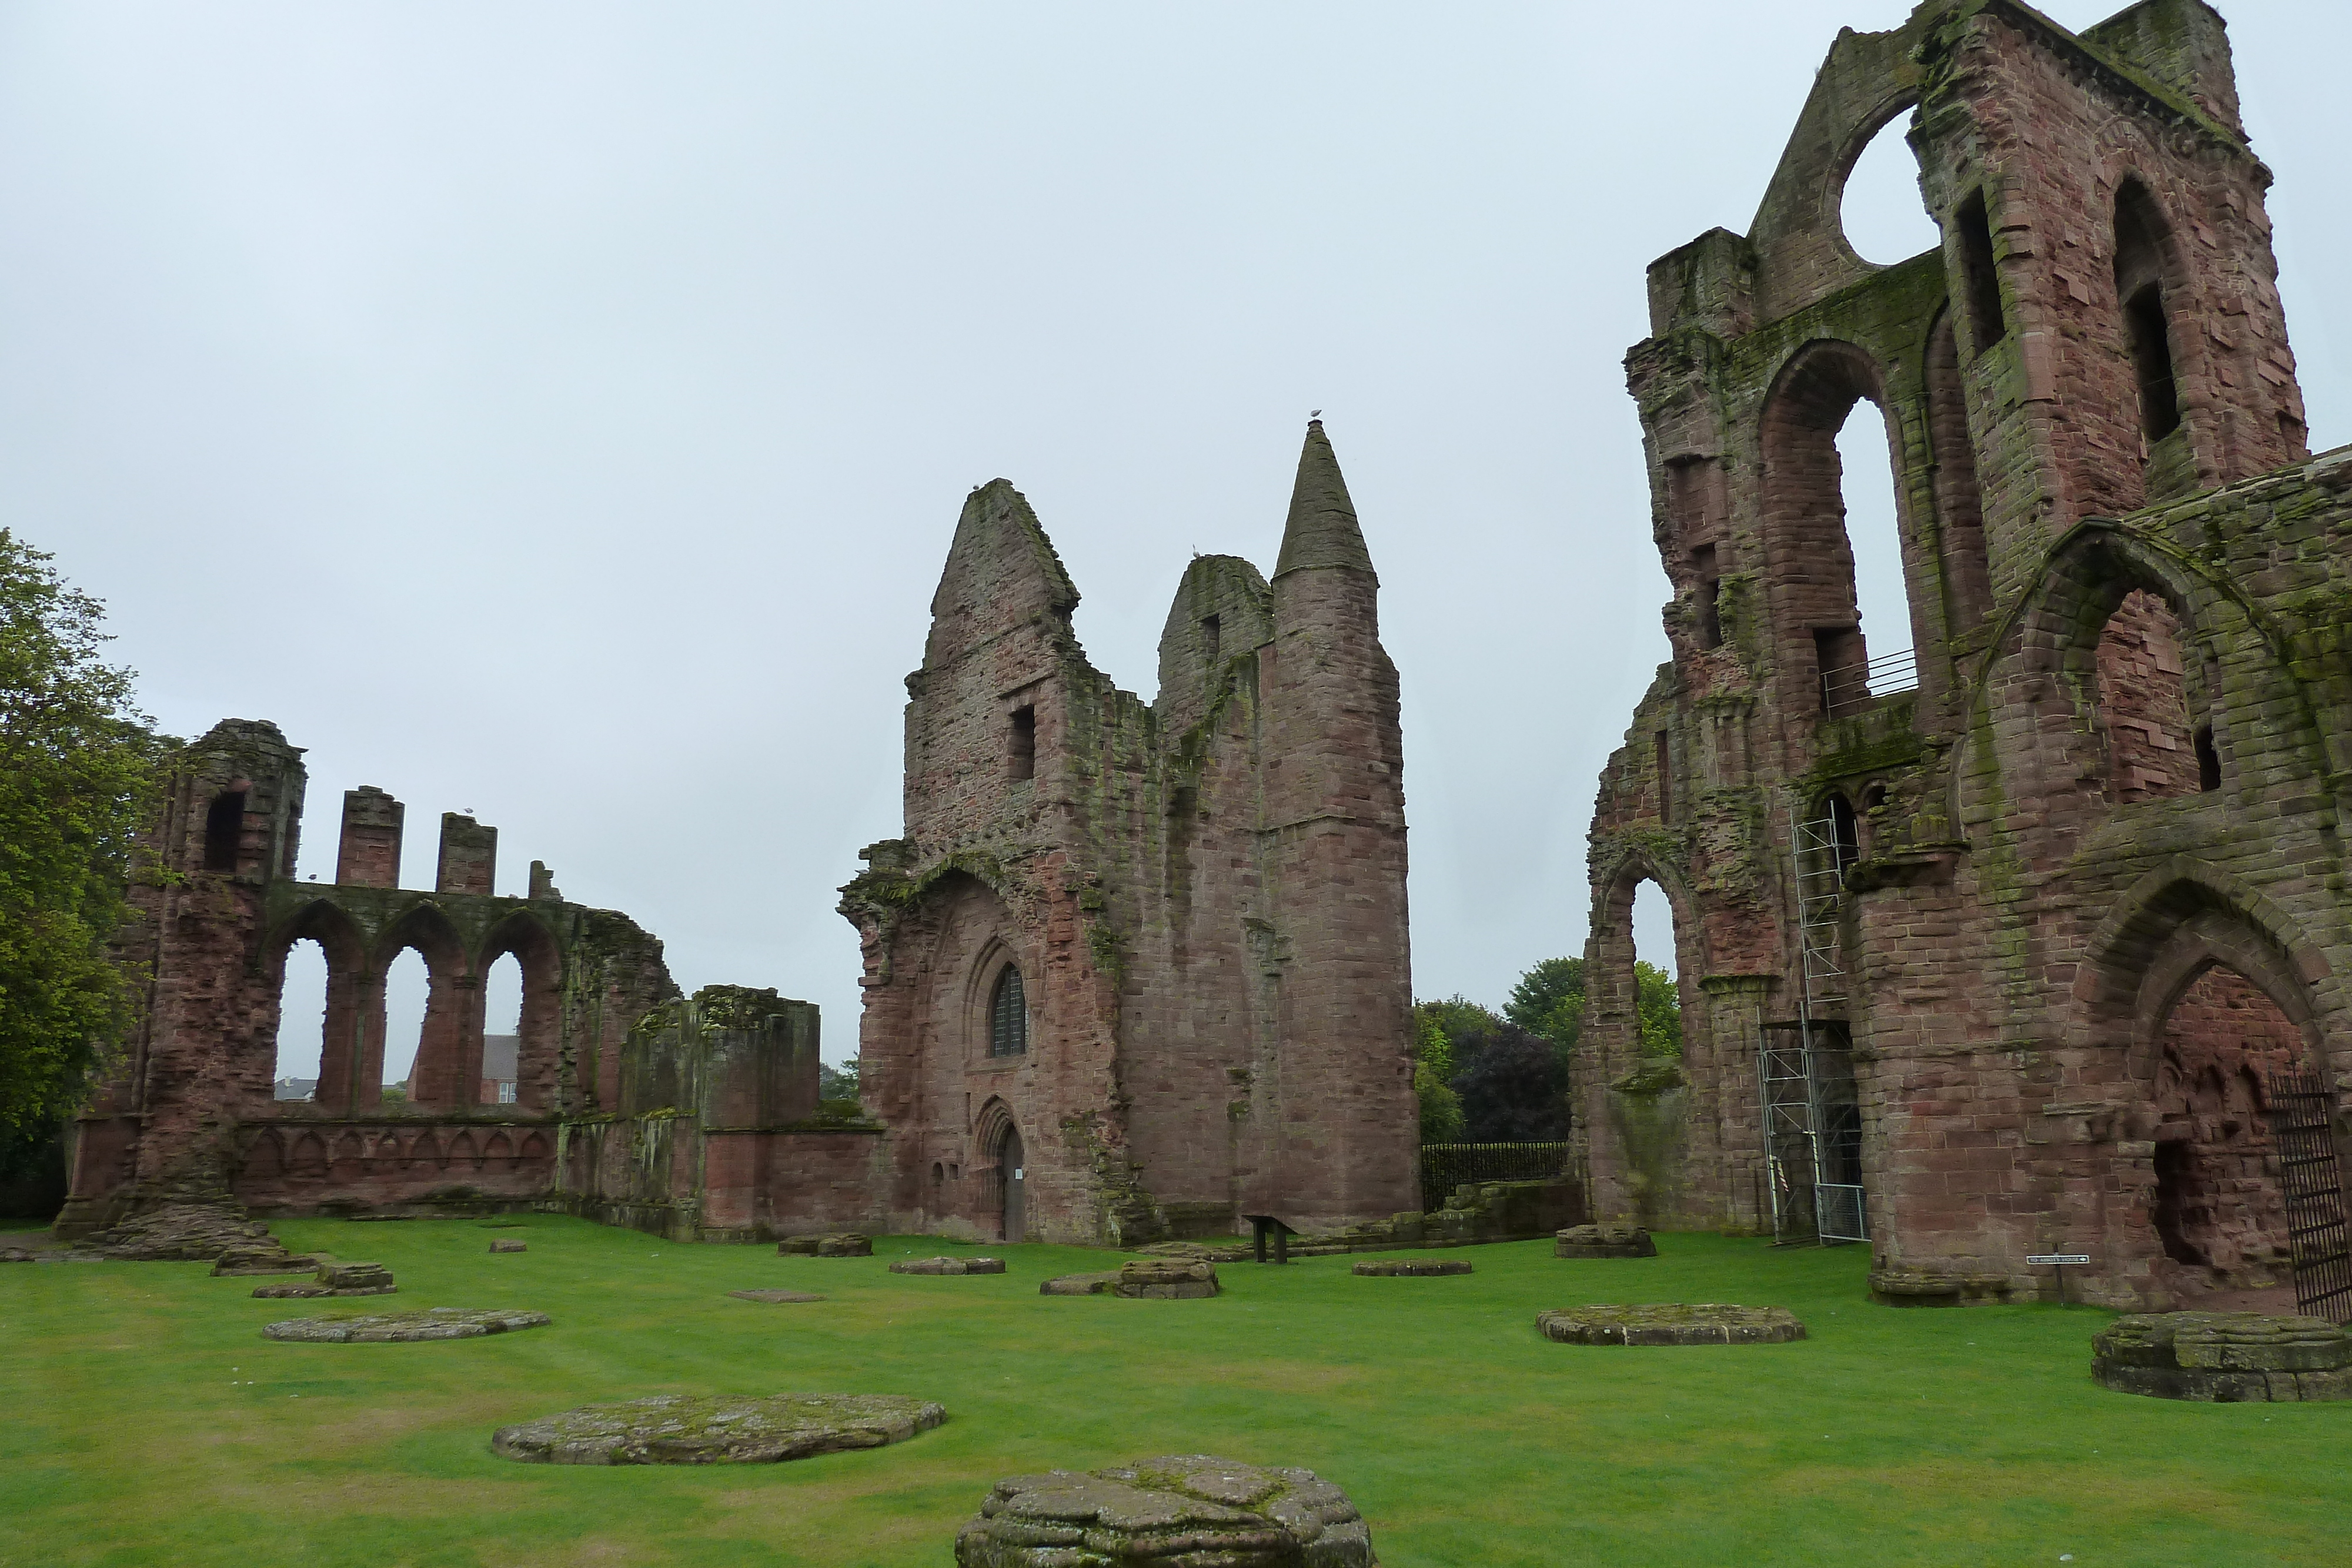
[1822,646,1919,710]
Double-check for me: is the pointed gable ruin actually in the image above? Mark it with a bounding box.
[840,422,1419,1244]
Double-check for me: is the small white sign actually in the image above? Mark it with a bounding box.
[2026,1253,2091,1266]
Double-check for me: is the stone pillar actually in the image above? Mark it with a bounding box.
[335,787,404,888]
[1699,974,1775,1235]
[436,814,497,895]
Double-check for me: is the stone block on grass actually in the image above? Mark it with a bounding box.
[954,1454,1374,1567]
[491,1392,944,1464]
[778,1233,871,1258]
[1535,1303,1805,1345]
[264,1306,550,1343]
[210,1245,320,1277]
[253,1261,397,1298]
[2093,1312,2352,1401]
[729,1289,826,1304]
[489,1239,528,1253]
[1114,1259,1218,1299]
[1039,1271,1121,1296]
[1353,1258,1472,1276]
[890,1256,1005,1276]
[1553,1224,1656,1259]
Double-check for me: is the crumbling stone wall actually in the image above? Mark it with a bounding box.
[841,423,1418,1245]
[55,724,818,1241]
[1581,0,2351,1309]
[560,984,885,1242]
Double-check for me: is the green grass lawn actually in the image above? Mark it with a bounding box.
[4,1216,2345,1566]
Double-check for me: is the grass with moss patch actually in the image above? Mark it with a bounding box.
[4,1218,2347,1566]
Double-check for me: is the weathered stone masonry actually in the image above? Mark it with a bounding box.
[1581,0,2351,1310]
[840,422,1419,1245]
[58,719,874,1241]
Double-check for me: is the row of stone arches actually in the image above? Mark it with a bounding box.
[240,1124,553,1181]
[265,897,564,1116]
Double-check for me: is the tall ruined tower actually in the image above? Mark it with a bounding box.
[841,422,1418,1244]
[1582,0,2352,1313]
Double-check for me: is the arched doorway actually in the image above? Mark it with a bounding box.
[2149,962,2303,1307]
[997,1124,1026,1243]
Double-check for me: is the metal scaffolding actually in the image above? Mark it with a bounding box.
[1759,795,1868,1246]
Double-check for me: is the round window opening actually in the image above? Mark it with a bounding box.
[1840,113,1939,266]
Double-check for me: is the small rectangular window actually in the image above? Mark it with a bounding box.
[2195,723,2221,792]
[1200,614,1221,663]
[1955,190,2005,356]
[1008,706,1036,782]
[203,791,246,872]
[1691,544,1722,650]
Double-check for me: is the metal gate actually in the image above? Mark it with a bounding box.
[2264,1066,2351,1325]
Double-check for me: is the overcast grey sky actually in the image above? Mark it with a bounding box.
[4,3,2346,1079]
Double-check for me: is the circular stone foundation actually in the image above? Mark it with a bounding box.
[2093,1312,2352,1402]
[492,1392,945,1464]
[889,1256,1007,1276]
[1554,1224,1657,1259]
[1352,1259,1472,1277]
[1535,1303,1805,1345]
[955,1454,1374,1567]
[263,1307,551,1343]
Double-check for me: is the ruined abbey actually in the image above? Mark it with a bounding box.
[47,0,2352,1319]
[58,424,1416,1250]
[1579,0,2350,1312]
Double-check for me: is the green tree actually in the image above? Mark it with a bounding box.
[1635,961,1682,1058]
[1411,1007,1462,1143]
[1504,956,1585,1052]
[0,532,166,1155]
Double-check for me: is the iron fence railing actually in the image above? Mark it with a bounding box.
[1418,1141,1571,1209]
[1821,646,1919,713]
[2266,1066,2352,1325]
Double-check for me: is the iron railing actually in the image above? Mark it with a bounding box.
[1418,1141,1571,1208]
[2266,1066,2351,1325]
[1821,646,1919,713]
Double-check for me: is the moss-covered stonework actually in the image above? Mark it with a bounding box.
[1535,1303,1807,1346]
[490,1392,944,1465]
[1576,0,2350,1316]
[2092,1312,2352,1402]
[262,1306,549,1343]
[954,1456,1377,1568]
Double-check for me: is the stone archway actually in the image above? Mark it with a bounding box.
[2146,961,2304,1307]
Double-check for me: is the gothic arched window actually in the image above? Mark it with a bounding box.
[989,964,1028,1057]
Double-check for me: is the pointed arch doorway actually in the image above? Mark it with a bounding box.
[997,1124,1025,1242]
